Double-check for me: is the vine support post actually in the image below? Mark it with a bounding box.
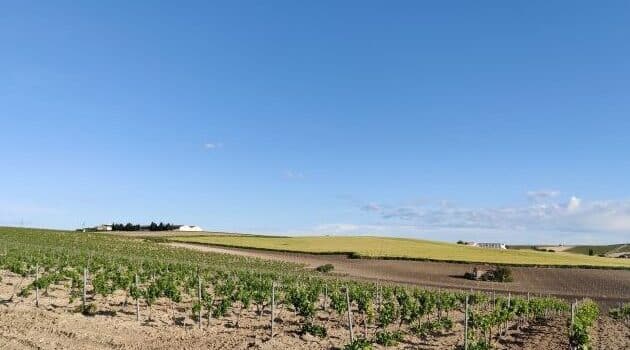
[571,301,576,326]
[569,301,576,350]
[345,286,354,343]
[83,267,88,310]
[135,273,140,322]
[464,295,469,350]
[35,264,39,308]
[271,282,275,338]
[197,275,202,329]
[323,284,328,311]
[376,279,381,311]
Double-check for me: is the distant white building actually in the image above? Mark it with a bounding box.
[467,242,507,249]
[96,224,113,231]
[176,225,203,232]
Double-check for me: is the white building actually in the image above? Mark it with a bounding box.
[177,225,203,232]
[467,242,507,249]
[96,224,113,231]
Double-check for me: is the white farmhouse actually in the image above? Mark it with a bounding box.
[176,225,203,232]
[96,224,113,231]
[466,242,507,249]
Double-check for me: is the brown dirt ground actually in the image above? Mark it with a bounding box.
[166,243,630,308]
[2,272,628,349]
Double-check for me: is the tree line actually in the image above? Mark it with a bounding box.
[111,222,178,231]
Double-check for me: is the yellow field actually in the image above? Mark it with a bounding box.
[167,235,630,268]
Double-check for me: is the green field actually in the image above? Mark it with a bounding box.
[168,235,630,268]
[566,244,629,256]
[509,244,630,257]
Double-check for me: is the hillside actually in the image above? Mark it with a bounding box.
[166,235,630,268]
[566,244,630,256]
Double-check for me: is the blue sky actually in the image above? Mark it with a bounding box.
[2,1,630,244]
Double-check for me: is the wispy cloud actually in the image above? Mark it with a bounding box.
[204,142,223,150]
[527,189,560,202]
[355,192,630,242]
[283,170,305,180]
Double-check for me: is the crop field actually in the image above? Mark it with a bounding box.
[0,227,628,350]
[166,235,630,268]
[566,244,630,256]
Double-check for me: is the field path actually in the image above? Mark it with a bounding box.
[167,242,630,307]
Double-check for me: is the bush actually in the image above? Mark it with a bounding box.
[456,340,492,350]
[609,303,630,320]
[76,303,98,316]
[463,271,476,280]
[465,266,513,282]
[374,330,404,346]
[315,264,334,273]
[344,338,373,350]
[301,322,327,338]
[492,266,513,282]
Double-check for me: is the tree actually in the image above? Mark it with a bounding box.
[588,248,594,256]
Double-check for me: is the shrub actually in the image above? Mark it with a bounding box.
[465,266,513,282]
[301,322,327,338]
[608,303,630,320]
[344,338,373,350]
[374,330,404,346]
[492,266,513,282]
[76,303,98,316]
[315,264,334,273]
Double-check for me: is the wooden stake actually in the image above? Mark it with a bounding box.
[198,276,202,329]
[324,284,330,311]
[135,274,140,322]
[271,282,275,338]
[82,267,88,310]
[35,264,39,308]
[345,286,354,343]
[464,295,469,350]
[376,279,381,311]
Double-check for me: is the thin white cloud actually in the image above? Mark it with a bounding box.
[357,194,630,240]
[283,170,305,180]
[527,190,560,202]
[360,203,381,212]
[567,196,581,212]
[204,142,223,150]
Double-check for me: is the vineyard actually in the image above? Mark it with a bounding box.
[0,227,628,349]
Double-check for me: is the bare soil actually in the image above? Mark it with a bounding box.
[167,243,630,307]
[2,272,627,349]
